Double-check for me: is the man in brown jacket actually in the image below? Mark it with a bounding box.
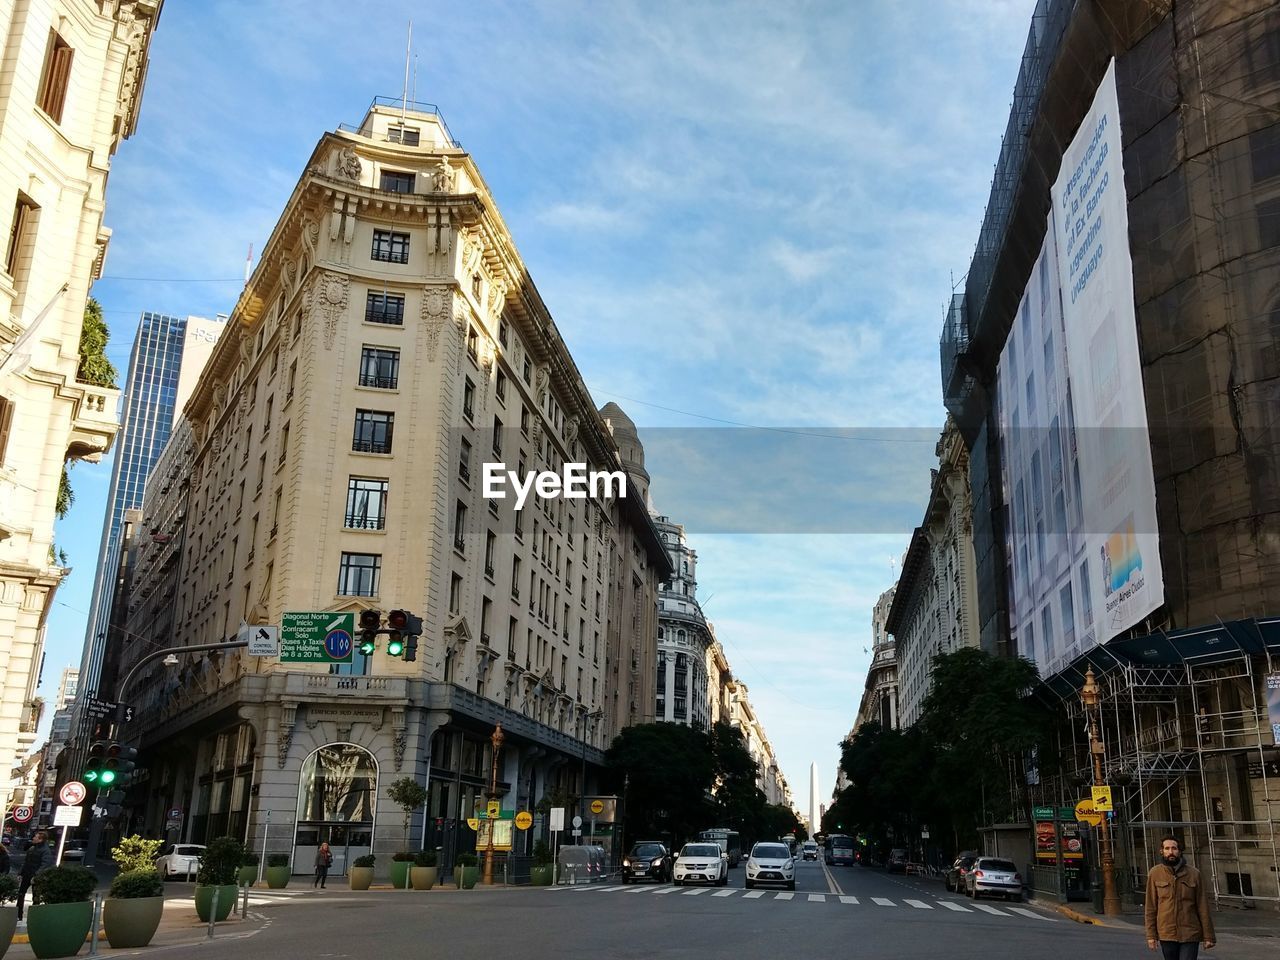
[1145,836,1215,958]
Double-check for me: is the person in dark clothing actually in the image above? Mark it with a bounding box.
[0,840,11,875]
[17,832,54,920]
[314,843,333,889]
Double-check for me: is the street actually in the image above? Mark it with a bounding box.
[95,861,1276,960]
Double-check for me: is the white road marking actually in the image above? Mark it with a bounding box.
[1008,907,1056,921]
[871,897,896,906]
[654,886,681,894]
[839,896,859,905]
[820,861,843,895]
[712,889,737,897]
[807,894,826,903]
[597,885,628,892]
[904,899,933,909]
[681,888,706,896]
[775,892,794,901]
[936,901,972,912]
[743,890,766,899]
[972,903,1010,916]
[625,886,655,894]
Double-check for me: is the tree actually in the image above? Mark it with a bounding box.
[76,298,118,387]
[385,777,427,853]
[605,722,715,846]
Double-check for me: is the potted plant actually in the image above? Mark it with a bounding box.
[410,850,437,890]
[454,853,479,890]
[0,873,19,960]
[194,836,244,922]
[27,865,96,959]
[385,777,427,888]
[349,854,375,891]
[529,840,554,886]
[265,853,291,889]
[103,869,164,949]
[238,852,260,887]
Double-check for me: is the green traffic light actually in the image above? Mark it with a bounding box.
[84,770,99,783]
[359,639,376,656]
[387,638,404,656]
[100,769,117,785]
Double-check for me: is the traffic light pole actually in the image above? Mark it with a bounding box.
[83,639,249,868]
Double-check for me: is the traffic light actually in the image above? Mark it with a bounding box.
[105,743,138,788]
[358,609,381,655]
[84,740,108,784]
[386,609,423,661]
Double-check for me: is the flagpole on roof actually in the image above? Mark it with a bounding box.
[401,20,412,123]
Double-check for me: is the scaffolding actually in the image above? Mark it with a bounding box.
[1038,619,1280,908]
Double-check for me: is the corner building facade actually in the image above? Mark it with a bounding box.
[117,101,669,876]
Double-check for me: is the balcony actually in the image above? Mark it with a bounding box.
[358,374,397,390]
[63,382,121,463]
[345,515,386,531]
[353,438,392,454]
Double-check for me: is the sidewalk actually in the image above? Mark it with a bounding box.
[1031,895,1280,938]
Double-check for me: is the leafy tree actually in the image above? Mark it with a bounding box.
[386,777,428,852]
[57,464,74,518]
[76,298,118,387]
[605,722,715,846]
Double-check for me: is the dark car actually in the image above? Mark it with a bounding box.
[886,848,909,874]
[621,841,671,883]
[944,852,979,892]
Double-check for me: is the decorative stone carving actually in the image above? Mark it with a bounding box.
[487,277,508,318]
[462,233,483,274]
[431,155,455,193]
[308,272,350,350]
[422,285,452,362]
[278,701,298,769]
[336,145,362,182]
[392,730,407,771]
[564,417,578,443]
[284,259,298,295]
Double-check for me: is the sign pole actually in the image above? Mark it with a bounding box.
[55,824,68,866]
[258,809,270,886]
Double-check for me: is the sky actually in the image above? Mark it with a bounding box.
[42,0,1039,820]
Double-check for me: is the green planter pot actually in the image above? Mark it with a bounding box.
[456,866,479,890]
[103,896,164,949]
[0,905,18,960]
[237,865,258,887]
[265,866,290,889]
[25,901,93,959]
[348,867,373,891]
[409,866,437,890]
[194,884,238,922]
[389,861,411,889]
[529,865,553,887]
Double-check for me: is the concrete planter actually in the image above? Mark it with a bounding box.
[194,884,238,922]
[529,866,553,886]
[237,865,258,887]
[348,867,374,891]
[265,866,290,889]
[389,861,411,889]
[409,867,437,890]
[0,905,17,960]
[103,896,164,948]
[455,866,479,890]
[25,901,92,959]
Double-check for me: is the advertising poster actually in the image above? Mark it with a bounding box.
[1035,819,1058,864]
[1267,673,1280,746]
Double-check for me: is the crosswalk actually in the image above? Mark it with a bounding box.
[546,884,1056,922]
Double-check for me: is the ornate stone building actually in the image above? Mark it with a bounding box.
[855,584,898,732]
[651,514,713,727]
[0,0,161,812]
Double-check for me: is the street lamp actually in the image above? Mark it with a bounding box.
[483,724,505,885]
[1080,667,1121,916]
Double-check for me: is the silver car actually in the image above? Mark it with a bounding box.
[964,856,1023,901]
[745,841,795,891]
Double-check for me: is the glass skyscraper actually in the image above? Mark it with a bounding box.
[78,312,226,698]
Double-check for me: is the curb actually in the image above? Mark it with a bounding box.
[12,929,106,945]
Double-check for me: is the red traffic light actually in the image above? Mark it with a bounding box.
[358,609,381,631]
[387,609,408,631]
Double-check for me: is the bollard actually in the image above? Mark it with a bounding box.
[88,893,103,956]
[207,886,220,940]
[242,883,250,919]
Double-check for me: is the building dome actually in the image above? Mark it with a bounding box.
[599,402,649,498]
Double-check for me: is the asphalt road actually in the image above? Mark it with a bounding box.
[128,861,1276,960]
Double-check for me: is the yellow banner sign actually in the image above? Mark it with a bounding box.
[1075,799,1103,826]
[1091,786,1113,812]
[590,799,605,815]
[515,811,533,830]
[466,818,480,831]
[487,799,501,819]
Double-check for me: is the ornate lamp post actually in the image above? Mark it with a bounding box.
[1080,667,1122,916]
[483,724,505,885]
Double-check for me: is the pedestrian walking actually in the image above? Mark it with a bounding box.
[16,831,54,920]
[1145,835,1215,959]
[314,842,333,889]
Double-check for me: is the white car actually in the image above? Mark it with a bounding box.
[745,841,795,890]
[801,841,819,861]
[155,843,206,879]
[673,843,728,886]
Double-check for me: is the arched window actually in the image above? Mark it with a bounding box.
[296,743,377,824]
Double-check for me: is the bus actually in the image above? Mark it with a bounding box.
[825,834,855,866]
[698,828,742,867]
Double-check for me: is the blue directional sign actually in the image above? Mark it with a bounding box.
[324,628,353,660]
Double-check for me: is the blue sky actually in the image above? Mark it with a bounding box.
[44,0,1037,818]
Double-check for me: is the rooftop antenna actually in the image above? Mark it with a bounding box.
[244,243,252,283]
[401,20,412,124]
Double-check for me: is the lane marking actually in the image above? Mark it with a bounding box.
[904,899,933,909]
[775,892,794,901]
[819,860,843,895]
[597,885,628,892]
[712,889,737,897]
[871,897,896,907]
[1008,907,1056,921]
[936,901,971,912]
[625,886,655,894]
[807,894,826,903]
[654,886,681,894]
[681,888,706,896]
[839,896,859,905]
[743,890,766,899]
[972,903,1010,915]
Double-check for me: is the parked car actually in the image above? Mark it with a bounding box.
[621,841,672,884]
[672,843,728,886]
[155,843,207,879]
[745,841,795,891]
[886,848,909,874]
[801,841,819,861]
[964,857,1023,901]
[944,852,979,892]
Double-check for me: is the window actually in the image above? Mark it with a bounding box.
[293,311,302,340]
[36,30,74,124]
[496,370,507,403]
[0,397,13,465]
[511,557,521,599]
[499,321,509,348]
[453,500,467,551]
[467,326,479,359]
[522,357,532,384]
[520,405,530,436]
[379,170,415,193]
[507,618,518,659]
[287,360,297,401]
[359,346,400,388]
[337,552,381,597]
[463,378,475,421]
[450,573,463,614]
[459,437,472,482]
[485,530,496,576]
[345,478,388,530]
[492,416,503,457]
[365,291,405,325]
[5,194,37,282]
[480,598,491,645]
[387,125,420,146]
[278,422,290,463]
[371,230,410,263]
[352,409,394,453]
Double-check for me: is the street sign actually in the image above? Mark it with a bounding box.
[572,815,583,830]
[466,818,480,831]
[164,819,180,832]
[82,696,118,718]
[281,612,354,663]
[549,807,565,831]
[53,806,83,827]
[486,800,501,819]
[59,781,87,806]
[166,807,183,820]
[1075,798,1103,826]
[515,811,533,830]
[12,806,32,824]
[572,829,582,838]
[1091,786,1113,812]
[244,623,280,657]
[589,799,604,815]
[921,829,930,839]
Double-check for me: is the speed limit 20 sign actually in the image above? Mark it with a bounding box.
[12,806,32,824]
